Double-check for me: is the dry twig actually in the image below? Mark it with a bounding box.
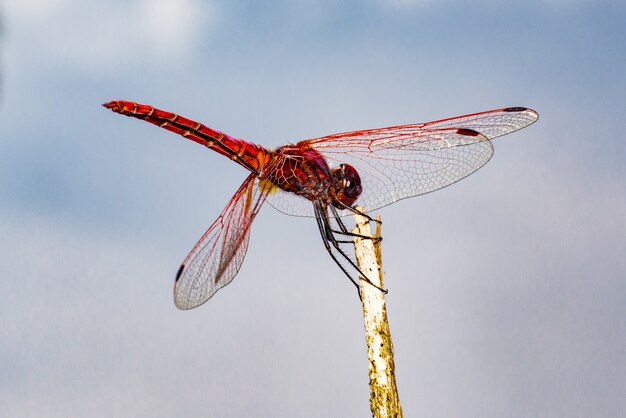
[353,209,402,418]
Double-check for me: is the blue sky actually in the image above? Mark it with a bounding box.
[1,1,625,417]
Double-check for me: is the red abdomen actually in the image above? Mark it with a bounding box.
[103,100,272,173]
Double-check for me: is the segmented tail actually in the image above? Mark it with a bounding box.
[103,100,271,173]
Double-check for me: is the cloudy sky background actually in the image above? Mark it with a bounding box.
[1,1,625,417]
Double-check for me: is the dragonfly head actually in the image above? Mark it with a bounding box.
[331,163,362,208]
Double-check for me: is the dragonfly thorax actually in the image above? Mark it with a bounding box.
[263,146,362,208]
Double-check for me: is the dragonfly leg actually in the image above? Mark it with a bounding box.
[335,239,354,244]
[314,204,361,291]
[327,230,387,295]
[330,230,382,243]
[335,202,382,225]
[317,204,387,294]
[329,205,382,243]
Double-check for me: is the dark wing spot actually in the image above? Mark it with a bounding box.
[456,128,481,137]
[175,264,185,282]
[504,107,528,112]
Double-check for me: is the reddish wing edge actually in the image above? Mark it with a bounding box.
[174,173,269,310]
[307,107,539,145]
[265,107,538,217]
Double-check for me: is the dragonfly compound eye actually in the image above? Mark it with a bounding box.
[331,164,362,207]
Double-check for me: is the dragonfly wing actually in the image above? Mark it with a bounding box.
[174,173,269,309]
[417,106,539,140]
[265,190,316,218]
[303,107,538,213]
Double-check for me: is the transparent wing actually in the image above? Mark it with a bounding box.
[174,174,269,309]
[266,107,538,217]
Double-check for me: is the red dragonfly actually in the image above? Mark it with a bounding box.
[104,100,538,309]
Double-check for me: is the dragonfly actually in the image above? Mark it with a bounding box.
[104,100,538,309]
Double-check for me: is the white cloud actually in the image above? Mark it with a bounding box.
[5,0,216,75]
